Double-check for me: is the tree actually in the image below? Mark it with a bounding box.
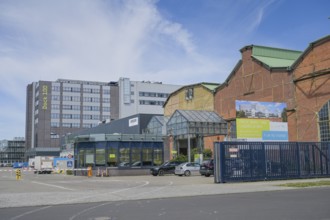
[203,148,212,159]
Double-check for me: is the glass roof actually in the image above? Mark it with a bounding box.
[167,110,228,136]
[175,110,226,123]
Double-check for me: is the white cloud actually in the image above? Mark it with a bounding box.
[0,0,231,139]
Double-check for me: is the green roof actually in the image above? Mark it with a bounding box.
[201,83,219,91]
[252,45,302,68]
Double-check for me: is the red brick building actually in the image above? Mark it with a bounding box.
[289,35,330,141]
[214,35,330,142]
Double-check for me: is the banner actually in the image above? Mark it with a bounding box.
[236,100,288,141]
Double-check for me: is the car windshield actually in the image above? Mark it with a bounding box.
[160,161,170,166]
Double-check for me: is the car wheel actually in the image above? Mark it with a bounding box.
[158,170,164,176]
[205,173,210,177]
[184,170,191,176]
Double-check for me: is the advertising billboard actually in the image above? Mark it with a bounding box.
[236,100,288,141]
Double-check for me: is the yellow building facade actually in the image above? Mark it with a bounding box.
[163,83,222,161]
[164,83,219,117]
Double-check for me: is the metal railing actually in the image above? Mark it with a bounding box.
[214,142,330,183]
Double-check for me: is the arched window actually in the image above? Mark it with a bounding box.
[318,100,330,141]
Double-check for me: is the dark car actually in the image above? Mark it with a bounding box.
[150,161,183,176]
[199,159,214,177]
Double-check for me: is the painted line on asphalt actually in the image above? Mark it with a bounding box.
[69,180,176,220]
[31,181,75,191]
[69,181,150,220]
[128,181,174,199]
[10,206,52,220]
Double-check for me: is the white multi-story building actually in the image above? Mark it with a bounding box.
[118,78,181,119]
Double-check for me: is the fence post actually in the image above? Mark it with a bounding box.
[296,143,301,177]
[262,142,266,179]
[214,142,220,183]
[219,143,226,183]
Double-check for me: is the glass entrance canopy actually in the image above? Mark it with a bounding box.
[166,110,228,138]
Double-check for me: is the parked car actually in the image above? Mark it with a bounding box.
[175,162,200,176]
[150,161,183,176]
[199,159,214,177]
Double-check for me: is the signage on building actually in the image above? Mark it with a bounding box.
[235,100,288,141]
[42,85,48,110]
[129,117,139,127]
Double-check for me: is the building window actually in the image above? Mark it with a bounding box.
[72,96,80,102]
[52,86,60,92]
[51,133,59,139]
[72,87,81,93]
[119,143,130,167]
[103,98,110,103]
[62,123,71,128]
[72,105,80,110]
[91,106,100,111]
[63,87,71,92]
[91,89,100,94]
[95,144,106,166]
[83,123,92,128]
[51,113,60,119]
[139,100,164,106]
[319,100,330,141]
[51,104,60,110]
[102,107,110,112]
[63,114,71,119]
[103,89,110,94]
[107,145,118,167]
[63,96,71,101]
[83,115,92,120]
[92,115,100,120]
[72,114,80,119]
[185,88,194,100]
[72,123,80,128]
[63,105,71,110]
[52,95,60,101]
[102,115,111,120]
[51,122,59,127]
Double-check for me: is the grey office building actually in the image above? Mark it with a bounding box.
[25,79,112,151]
[25,78,181,151]
[0,137,25,165]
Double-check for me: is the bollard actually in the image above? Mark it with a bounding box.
[87,166,92,177]
[15,169,21,180]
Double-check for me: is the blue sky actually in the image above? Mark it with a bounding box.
[0,0,329,140]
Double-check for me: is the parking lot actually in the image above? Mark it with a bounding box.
[1,167,330,208]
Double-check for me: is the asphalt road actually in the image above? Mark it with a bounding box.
[1,167,330,220]
[1,188,330,220]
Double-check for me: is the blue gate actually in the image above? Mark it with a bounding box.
[214,142,330,183]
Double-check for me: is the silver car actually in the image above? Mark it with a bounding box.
[175,162,200,176]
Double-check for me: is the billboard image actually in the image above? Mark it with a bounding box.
[236,100,288,141]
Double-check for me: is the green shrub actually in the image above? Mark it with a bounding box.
[203,148,213,159]
[170,154,187,163]
[66,170,73,175]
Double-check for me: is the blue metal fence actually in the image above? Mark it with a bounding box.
[214,142,330,183]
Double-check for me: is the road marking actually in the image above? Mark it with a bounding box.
[31,181,74,191]
[69,181,150,220]
[10,206,52,220]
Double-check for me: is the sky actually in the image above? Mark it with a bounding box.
[0,0,329,140]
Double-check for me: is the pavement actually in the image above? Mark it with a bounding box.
[0,168,329,208]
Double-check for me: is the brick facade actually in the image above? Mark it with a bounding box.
[214,47,293,120]
[214,36,330,142]
[290,36,330,141]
